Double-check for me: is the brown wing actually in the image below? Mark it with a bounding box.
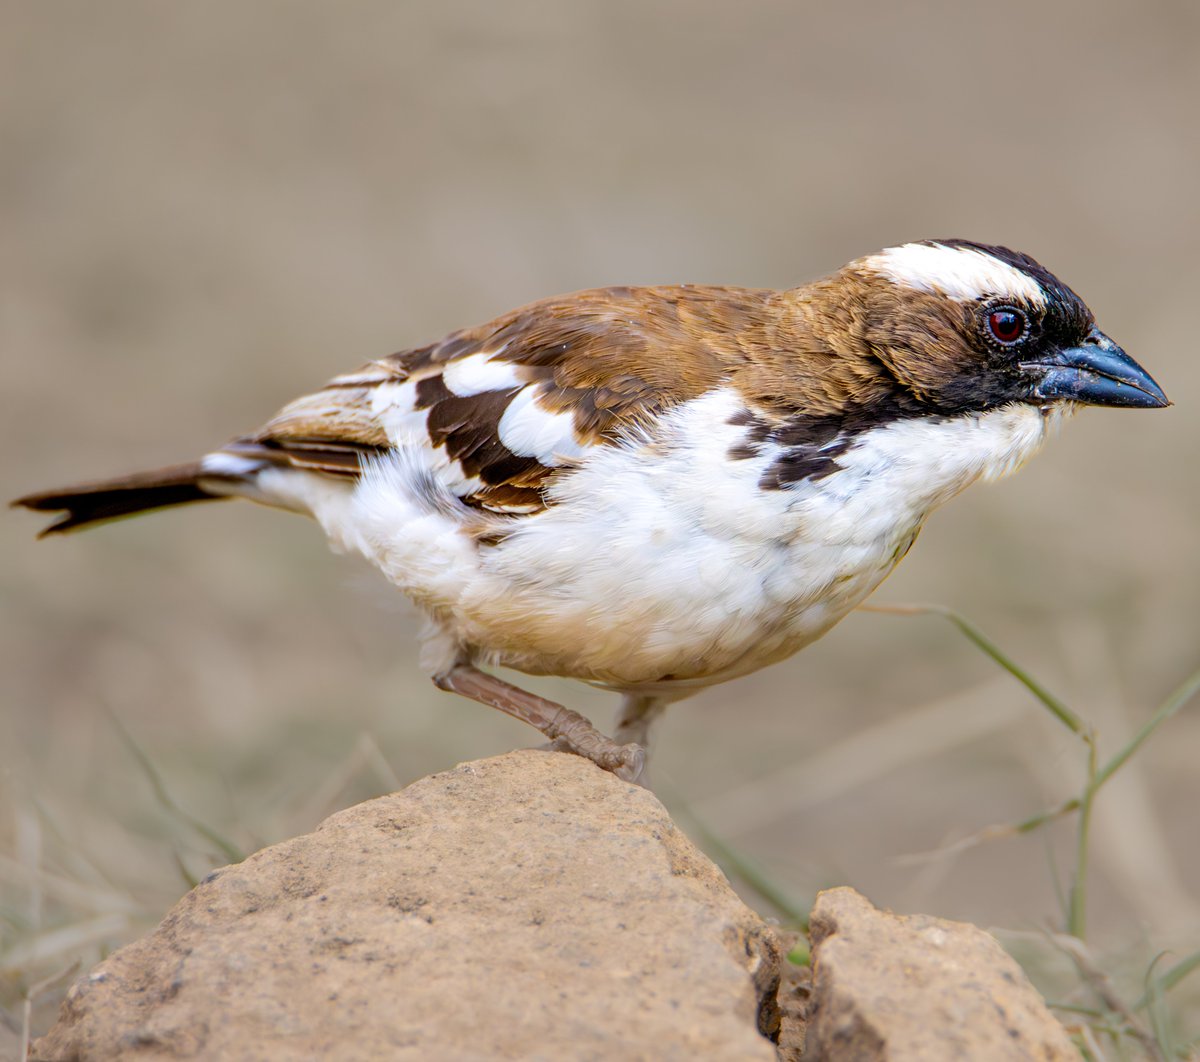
[229,285,782,514]
[405,285,770,438]
[233,370,396,477]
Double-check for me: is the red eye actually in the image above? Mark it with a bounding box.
[987,308,1027,345]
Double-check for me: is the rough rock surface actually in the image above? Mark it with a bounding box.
[804,887,1076,1061]
[33,750,782,1061]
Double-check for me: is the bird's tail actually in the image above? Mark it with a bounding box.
[12,462,227,537]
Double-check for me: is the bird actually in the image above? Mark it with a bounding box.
[14,239,1169,783]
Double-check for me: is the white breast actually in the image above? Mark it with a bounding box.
[427,389,1067,689]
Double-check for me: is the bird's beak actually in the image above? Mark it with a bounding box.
[1025,329,1169,408]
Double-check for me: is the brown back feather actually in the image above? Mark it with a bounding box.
[238,283,914,515]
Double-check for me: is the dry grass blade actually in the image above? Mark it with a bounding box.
[0,914,128,973]
[1048,931,1168,1062]
[106,711,244,865]
[895,795,1083,866]
[1072,1020,1110,1062]
[20,961,80,1062]
[291,732,402,831]
[0,854,139,918]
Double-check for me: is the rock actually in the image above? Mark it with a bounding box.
[33,749,782,1061]
[31,753,1080,1062]
[803,887,1076,1061]
[773,936,811,1062]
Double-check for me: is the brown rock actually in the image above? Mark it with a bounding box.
[33,749,782,1061]
[804,887,1075,1061]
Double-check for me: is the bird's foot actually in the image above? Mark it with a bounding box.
[539,735,647,785]
[433,663,647,784]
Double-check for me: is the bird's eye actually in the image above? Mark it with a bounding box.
[986,307,1028,346]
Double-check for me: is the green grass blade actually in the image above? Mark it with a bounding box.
[1013,797,1081,835]
[1067,742,1098,939]
[861,603,1087,737]
[172,851,200,891]
[1046,1002,1105,1018]
[663,791,810,927]
[1133,949,1200,1012]
[1143,952,1175,1059]
[1092,666,1200,793]
[695,821,810,928]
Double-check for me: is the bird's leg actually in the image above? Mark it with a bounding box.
[433,664,645,783]
[613,693,668,749]
[611,694,668,788]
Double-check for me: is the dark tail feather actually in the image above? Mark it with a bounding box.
[12,462,227,537]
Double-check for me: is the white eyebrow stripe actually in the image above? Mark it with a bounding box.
[440,348,519,397]
[498,387,590,465]
[863,242,1048,308]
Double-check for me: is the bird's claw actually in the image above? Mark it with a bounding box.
[535,737,647,786]
[609,743,647,785]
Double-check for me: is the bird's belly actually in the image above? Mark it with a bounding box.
[466,513,915,688]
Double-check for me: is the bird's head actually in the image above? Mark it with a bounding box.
[808,239,1168,415]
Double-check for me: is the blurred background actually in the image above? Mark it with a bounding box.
[3,0,1198,1044]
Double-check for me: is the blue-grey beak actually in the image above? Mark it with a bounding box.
[1025,329,1169,408]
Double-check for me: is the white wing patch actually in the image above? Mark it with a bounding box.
[368,377,484,497]
[864,242,1047,308]
[371,379,428,445]
[440,349,519,397]
[200,452,265,476]
[497,387,590,465]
